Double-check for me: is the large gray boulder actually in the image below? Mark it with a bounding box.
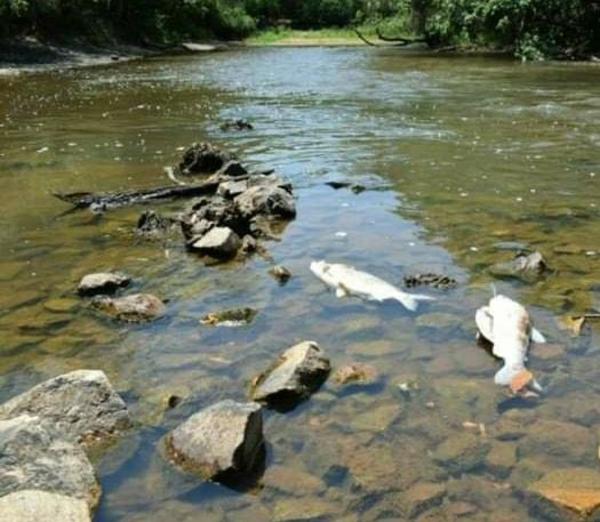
[235,185,296,220]
[0,370,131,447]
[0,415,100,508]
[251,341,330,411]
[77,272,130,296]
[189,226,241,259]
[165,400,264,482]
[91,293,166,322]
[0,490,91,522]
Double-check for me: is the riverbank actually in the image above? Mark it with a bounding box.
[245,28,371,47]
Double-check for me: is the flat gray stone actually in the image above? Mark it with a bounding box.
[0,490,91,522]
[0,415,100,508]
[190,226,241,258]
[0,370,131,447]
[251,341,330,411]
[165,400,264,481]
[77,272,130,296]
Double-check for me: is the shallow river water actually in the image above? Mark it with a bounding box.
[1,48,600,521]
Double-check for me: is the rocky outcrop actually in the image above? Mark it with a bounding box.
[251,341,330,411]
[165,400,264,482]
[189,226,241,259]
[0,415,100,508]
[0,490,91,522]
[77,272,130,296]
[91,293,166,322]
[0,370,131,447]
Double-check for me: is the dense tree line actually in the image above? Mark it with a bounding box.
[1,0,598,59]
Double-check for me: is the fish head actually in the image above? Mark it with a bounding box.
[310,260,339,288]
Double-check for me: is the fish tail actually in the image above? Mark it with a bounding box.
[490,283,497,297]
[494,364,520,386]
[393,291,435,312]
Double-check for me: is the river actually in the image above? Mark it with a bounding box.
[1,47,599,520]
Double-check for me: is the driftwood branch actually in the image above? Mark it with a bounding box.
[53,180,219,211]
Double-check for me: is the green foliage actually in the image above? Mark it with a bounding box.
[0,0,598,59]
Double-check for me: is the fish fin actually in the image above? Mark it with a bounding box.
[531,327,546,344]
[491,284,497,297]
[335,284,349,298]
[392,291,435,312]
[475,306,494,343]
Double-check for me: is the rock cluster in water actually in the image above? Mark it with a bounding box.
[0,370,131,520]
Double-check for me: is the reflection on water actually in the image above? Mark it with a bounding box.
[0,48,599,521]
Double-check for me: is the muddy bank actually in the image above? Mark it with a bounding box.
[0,37,229,75]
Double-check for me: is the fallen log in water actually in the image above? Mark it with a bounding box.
[53,180,220,211]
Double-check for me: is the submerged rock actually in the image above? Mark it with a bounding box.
[333,363,379,387]
[527,468,600,520]
[403,482,447,518]
[217,160,248,178]
[189,226,241,259]
[0,490,91,522]
[269,265,292,284]
[0,415,100,508]
[201,307,257,327]
[263,465,326,496]
[490,251,548,280]
[432,433,490,474]
[91,293,166,322]
[220,119,254,132]
[136,210,175,238]
[272,497,340,522]
[165,400,264,482]
[178,142,232,176]
[251,341,331,411]
[0,369,131,447]
[404,272,458,289]
[77,272,130,297]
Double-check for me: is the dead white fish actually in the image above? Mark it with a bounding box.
[310,260,435,312]
[475,294,546,392]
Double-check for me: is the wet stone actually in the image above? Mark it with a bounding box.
[44,298,79,314]
[485,441,517,478]
[272,497,340,522]
[262,465,326,496]
[490,251,548,280]
[251,341,330,411]
[77,272,130,296]
[220,119,254,131]
[403,482,447,518]
[165,400,264,482]
[189,226,241,259]
[91,293,166,322]
[404,273,458,289]
[350,402,402,433]
[432,432,490,474]
[0,415,100,509]
[235,185,296,220]
[0,369,131,447]
[269,265,292,284]
[201,307,257,327]
[178,142,232,176]
[518,419,595,464]
[136,210,175,237]
[527,467,600,520]
[217,160,248,178]
[333,363,379,386]
[0,489,91,522]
